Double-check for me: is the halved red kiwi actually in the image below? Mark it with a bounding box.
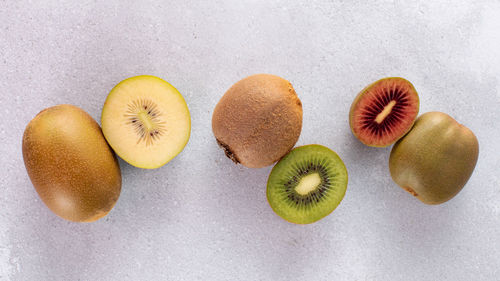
[349,77,419,147]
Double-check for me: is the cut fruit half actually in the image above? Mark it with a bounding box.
[101,75,191,169]
[266,145,348,224]
[349,77,419,147]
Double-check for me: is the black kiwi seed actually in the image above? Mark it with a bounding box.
[266,144,348,224]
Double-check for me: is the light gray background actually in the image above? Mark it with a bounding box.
[1,1,499,280]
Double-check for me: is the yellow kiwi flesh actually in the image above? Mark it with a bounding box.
[212,74,303,168]
[22,105,122,222]
[101,75,191,169]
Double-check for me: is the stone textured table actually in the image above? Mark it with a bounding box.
[1,1,499,280]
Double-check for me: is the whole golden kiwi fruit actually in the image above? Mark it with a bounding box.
[389,111,479,204]
[212,74,303,168]
[22,105,121,222]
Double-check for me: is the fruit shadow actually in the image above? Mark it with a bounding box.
[341,132,392,195]
[110,156,185,227]
[376,194,464,272]
[204,141,345,279]
[6,192,110,279]
[9,156,181,279]
[343,132,391,160]
[342,132,461,270]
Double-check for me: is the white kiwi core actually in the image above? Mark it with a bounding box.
[138,111,154,131]
[295,173,322,195]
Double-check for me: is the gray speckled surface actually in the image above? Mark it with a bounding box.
[1,1,500,280]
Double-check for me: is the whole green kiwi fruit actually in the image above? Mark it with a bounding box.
[389,111,479,204]
[22,105,122,222]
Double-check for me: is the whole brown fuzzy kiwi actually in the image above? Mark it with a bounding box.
[212,74,303,168]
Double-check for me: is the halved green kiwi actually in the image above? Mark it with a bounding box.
[266,145,348,224]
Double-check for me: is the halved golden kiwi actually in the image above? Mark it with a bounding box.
[101,75,191,169]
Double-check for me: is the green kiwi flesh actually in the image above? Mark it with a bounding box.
[266,145,348,224]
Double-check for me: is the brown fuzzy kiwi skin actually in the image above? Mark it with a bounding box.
[22,105,122,222]
[389,112,479,204]
[212,74,303,168]
[349,77,419,147]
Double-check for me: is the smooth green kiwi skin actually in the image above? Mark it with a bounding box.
[266,144,348,224]
[22,105,122,222]
[389,112,479,204]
